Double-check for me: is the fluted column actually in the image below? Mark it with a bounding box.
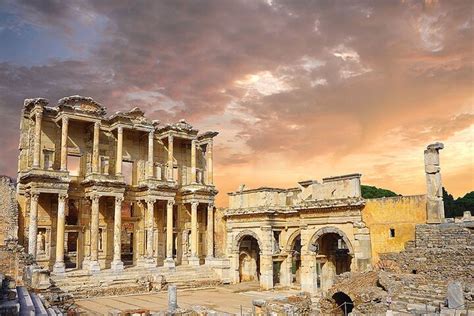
[207,140,213,185]
[92,122,100,174]
[148,130,154,179]
[206,204,214,260]
[111,196,124,272]
[116,126,123,175]
[89,194,100,272]
[191,139,197,183]
[145,199,155,266]
[32,111,43,169]
[189,201,199,266]
[167,135,174,181]
[60,116,69,171]
[53,193,67,273]
[164,200,175,268]
[28,193,40,258]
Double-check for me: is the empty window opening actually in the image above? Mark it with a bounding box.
[389,228,395,238]
[68,155,81,176]
[122,161,133,185]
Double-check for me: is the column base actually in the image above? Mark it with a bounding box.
[111,260,124,273]
[205,256,215,265]
[144,258,157,268]
[164,257,176,269]
[188,256,200,266]
[88,260,101,274]
[52,262,66,274]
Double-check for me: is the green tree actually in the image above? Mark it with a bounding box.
[361,185,398,199]
[443,187,474,218]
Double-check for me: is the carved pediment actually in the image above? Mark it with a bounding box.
[57,95,106,116]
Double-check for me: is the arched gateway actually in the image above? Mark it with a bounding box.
[233,231,263,283]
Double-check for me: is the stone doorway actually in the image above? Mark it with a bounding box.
[65,231,78,269]
[238,235,260,282]
[291,235,302,285]
[121,222,134,266]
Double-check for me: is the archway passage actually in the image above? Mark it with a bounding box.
[332,292,353,315]
[291,234,302,285]
[238,235,260,282]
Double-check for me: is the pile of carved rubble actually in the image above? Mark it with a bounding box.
[253,292,313,315]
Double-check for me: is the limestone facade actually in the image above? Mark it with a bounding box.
[16,96,218,274]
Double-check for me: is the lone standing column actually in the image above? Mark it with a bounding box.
[189,201,199,266]
[116,126,123,175]
[60,116,69,171]
[148,130,154,178]
[28,193,40,258]
[145,198,156,267]
[207,140,213,185]
[165,200,175,268]
[32,111,43,169]
[53,193,67,274]
[206,203,214,261]
[167,135,174,181]
[111,196,124,272]
[89,195,101,273]
[92,121,100,174]
[424,142,445,223]
[191,139,197,183]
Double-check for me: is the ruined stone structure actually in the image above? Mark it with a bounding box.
[16,96,218,275]
[424,142,445,223]
[0,176,19,244]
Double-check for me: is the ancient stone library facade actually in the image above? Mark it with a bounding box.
[3,95,456,298]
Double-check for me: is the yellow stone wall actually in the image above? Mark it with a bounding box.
[362,195,427,264]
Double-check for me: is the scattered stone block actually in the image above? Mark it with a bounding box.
[447,281,465,309]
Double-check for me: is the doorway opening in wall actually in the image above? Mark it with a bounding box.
[122,222,134,266]
[273,261,281,285]
[65,231,78,269]
[332,291,353,315]
[238,235,260,283]
[291,234,302,285]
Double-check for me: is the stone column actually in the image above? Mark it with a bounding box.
[111,196,124,272]
[260,254,274,290]
[145,198,156,267]
[164,200,175,268]
[191,139,197,183]
[92,121,100,174]
[60,116,69,171]
[167,135,174,181]
[89,195,100,273]
[32,111,43,169]
[28,193,40,258]
[206,204,214,261]
[189,201,200,266]
[116,126,123,175]
[207,140,213,185]
[53,193,68,274]
[148,130,154,179]
[424,142,445,223]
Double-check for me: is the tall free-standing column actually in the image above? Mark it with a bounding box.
[191,139,197,183]
[164,200,175,268]
[53,193,68,274]
[60,116,69,171]
[92,121,100,174]
[206,204,214,260]
[145,199,156,267]
[148,130,154,178]
[167,135,174,181]
[189,201,200,266]
[89,194,100,273]
[32,111,43,169]
[207,140,213,185]
[111,196,124,272]
[28,193,40,257]
[116,126,123,175]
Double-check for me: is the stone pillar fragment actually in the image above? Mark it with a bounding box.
[116,126,123,175]
[189,201,200,266]
[191,139,197,183]
[167,135,174,181]
[207,140,213,185]
[206,203,214,261]
[32,111,43,169]
[89,195,100,273]
[168,284,178,312]
[424,142,445,223]
[60,116,69,171]
[92,122,100,174]
[111,196,124,272]
[148,130,154,178]
[28,193,40,258]
[53,193,67,274]
[259,255,274,290]
[164,200,175,268]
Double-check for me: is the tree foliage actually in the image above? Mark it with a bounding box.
[443,187,474,218]
[361,185,398,199]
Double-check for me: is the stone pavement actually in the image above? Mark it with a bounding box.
[76,283,301,315]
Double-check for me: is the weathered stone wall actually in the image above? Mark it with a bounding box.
[214,207,227,258]
[0,176,19,245]
[362,195,427,264]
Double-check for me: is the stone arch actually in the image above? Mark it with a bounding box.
[308,226,354,255]
[284,229,301,252]
[232,230,264,253]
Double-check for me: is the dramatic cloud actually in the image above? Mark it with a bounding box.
[0,0,472,205]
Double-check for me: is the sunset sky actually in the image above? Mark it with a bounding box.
[0,0,472,206]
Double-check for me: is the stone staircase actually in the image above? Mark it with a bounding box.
[391,278,447,314]
[51,265,221,299]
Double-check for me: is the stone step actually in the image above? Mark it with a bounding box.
[30,293,48,316]
[17,286,35,316]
